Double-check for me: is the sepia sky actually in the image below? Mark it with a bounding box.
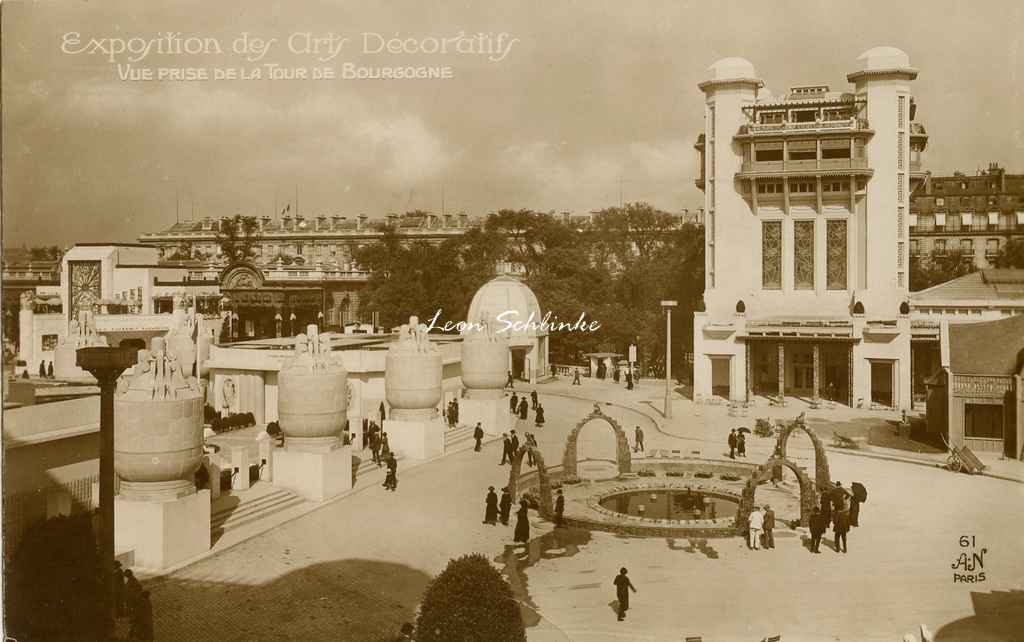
[2,0,1023,246]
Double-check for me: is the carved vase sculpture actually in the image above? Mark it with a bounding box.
[459,315,511,437]
[277,325,349,448]
[383,316,445,459]
[53,302,109,379]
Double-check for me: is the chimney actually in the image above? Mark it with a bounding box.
[331,215,342,228]
[296,214,305,229]
[282,215,293,231]
[317,215,327,231]
[386,214,399,227]
[357,214,368,230]
[458,213,468,227]
[444,214,453,227]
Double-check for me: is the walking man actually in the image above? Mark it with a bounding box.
[518,397,529,420]
[473,422,484,452]
[554,489,565,528]
[369,429,382,466]
[748,505,764,550]
[383,453,398,491]
[506,370,514,389]
[572,368,581,385]
[634,426,644,453]
[834,505,850,553]
[510,392,519,415]
[727,429,737,459]
[379,401,386,425]
[499,487,513,525]
[625,371,633,390]
[510,430,520,455]
[763,505,776,549]
[500,433,513,465]
[530,389,538,410]
[613,568,637,622]
[809,504,827,554]
[47,361,54,379]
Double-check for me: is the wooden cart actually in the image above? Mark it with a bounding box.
[941,435,987,475]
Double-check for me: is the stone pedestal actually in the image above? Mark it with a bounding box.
[273,441,352,502]
[460,395,510,437]
[384,412,444,460]
[114,489,211,570]
[231,447,250,491]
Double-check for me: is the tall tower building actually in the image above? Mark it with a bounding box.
[692,48,927,411]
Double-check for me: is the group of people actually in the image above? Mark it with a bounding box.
[611,366,637,390]
[37,360,54,379]
[113,563,153,641]
[744,504,777,550]
[499,430,539,466]
[365,422,391,466]
[727,428,747,458]
[482,487,534,544]
[509,390,545,427]
[808,481,864,554]
[444,399,460,429]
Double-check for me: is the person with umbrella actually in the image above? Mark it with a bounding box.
[850,482,867,527]
[736,429,748,457]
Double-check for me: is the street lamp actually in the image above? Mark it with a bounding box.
[76,346,137,639]
[660,300,677,419]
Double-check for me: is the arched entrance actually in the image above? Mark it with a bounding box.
[562,403,632,478]
[219,262,323,340]
[506,446,553,519]
[772,416,831,490]
[737,455,816,527]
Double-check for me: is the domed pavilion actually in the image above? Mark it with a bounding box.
[466,275,549,384]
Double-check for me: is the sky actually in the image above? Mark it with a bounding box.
[2,0,1023,246]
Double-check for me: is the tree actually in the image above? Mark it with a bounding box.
[415,553,525,642]
[29,245,63,261]
[910,249,976,291]
[216,215,260,262]
[993,238,1024,268]
[5,513,105,642]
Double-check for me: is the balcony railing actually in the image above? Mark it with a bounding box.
[740,158,869,174]
[740,117,868,135]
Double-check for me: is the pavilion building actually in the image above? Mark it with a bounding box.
[693,48,929,410]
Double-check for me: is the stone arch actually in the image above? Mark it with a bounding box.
[562,403,631,478]
[772,417,831,491]
[507,446,553,520]
[219,262,265,290]
[736,455,816,528]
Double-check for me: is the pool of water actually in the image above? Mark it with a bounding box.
[598,489,739,521]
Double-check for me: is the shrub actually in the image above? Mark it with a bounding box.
[5,513,105,642]
[416,553,525,642]
[753,419,775,438]
[694,471,714,479]
[719,474,742,482]
[665,471,686,477]
[637,469,656,477]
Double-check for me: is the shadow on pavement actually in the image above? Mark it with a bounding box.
[935,590,1024,641]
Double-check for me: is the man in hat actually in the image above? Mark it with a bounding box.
[499,487,513,525]
[634,426,644,453]
[727,429,738,459]
[500,433,513,465]
[123,569,143,619]
[510,430,520,455]
[510,392,519,415]
[572,368,581,385]
[554,489,565,528]
[748,505,764,550]
[473,422,484,452]
[763,505,776,549]
[130,590,153,641]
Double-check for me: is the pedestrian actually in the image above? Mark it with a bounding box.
[499,487,513,525]
[47,361,54,379]
[473,422,484,452]
[634,426,644,453]
[514,498,530,544]
[737,431,747,458]
[379,401,386,424]
[727,429,737,459]
[554,489,565,528]
[572,368,581,385]
[510,392,519,415]
[613,567,637,622]
[510,430,520,455]
[850,481,866,527]
[123,569,143,619]
[613,366,620,383]
[380,432,391,460]
[534,404,545,427]
[383,453,398,491]
[129,590,154,641]
[500,433,513,465]
[453,399,459,426]
[484,486,499,524]
[112,561,126,617]
[808,504,827,554]
[525,433,538,467]
[518,397,528,420]
[834,506,850,553]
[626,371,633,391]
[530,389,538,410]
[819,490,832,527]
[763,505,776,549]
[370,430,382,466]
[748,505,764,550]
[506,370,514,389]
[38,360,46,378]
[550,364,557,378]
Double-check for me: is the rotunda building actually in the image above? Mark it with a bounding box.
[466,275,549,384]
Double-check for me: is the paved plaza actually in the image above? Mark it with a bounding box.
[139,378,1024,641]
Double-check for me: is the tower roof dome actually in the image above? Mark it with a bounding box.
[466,275,547,339]
[856,46,911,71]
[708,57,757,81]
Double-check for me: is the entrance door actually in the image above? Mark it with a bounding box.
[710,356,731,399]
[870,361,894,408]
[511,349,526,381]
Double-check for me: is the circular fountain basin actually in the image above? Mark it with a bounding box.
[598,488,739,521]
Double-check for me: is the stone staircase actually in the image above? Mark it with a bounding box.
[444,424,477,453]
[210,487,308,539]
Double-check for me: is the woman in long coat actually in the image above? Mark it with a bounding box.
[534,404,545,427]
[518,398,529,420]
[514,498,530,543]
[499,487,513,525]
[484,486,499,524]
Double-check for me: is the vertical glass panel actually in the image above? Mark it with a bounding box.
[794,220,815,289]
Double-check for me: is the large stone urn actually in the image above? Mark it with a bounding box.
[277,325,348,448]
[115,336,204,500]
[385,316,442,420]
[461,315,509,400]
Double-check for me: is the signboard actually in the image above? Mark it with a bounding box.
[628,344,637,363]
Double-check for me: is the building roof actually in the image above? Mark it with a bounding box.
[466,274,546,339]
[948,314,1024,375]
[911,270,1024,303]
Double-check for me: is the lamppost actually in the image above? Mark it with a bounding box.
[660,300,677,419]
[76,346,137,638]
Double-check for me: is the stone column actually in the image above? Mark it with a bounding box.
[812,344,821,401]
[777,342,785,403]
[847,344,855,407]
[745,342,752,403]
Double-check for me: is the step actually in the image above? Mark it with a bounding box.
[211,492,306,535]
[211,490,301,528]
